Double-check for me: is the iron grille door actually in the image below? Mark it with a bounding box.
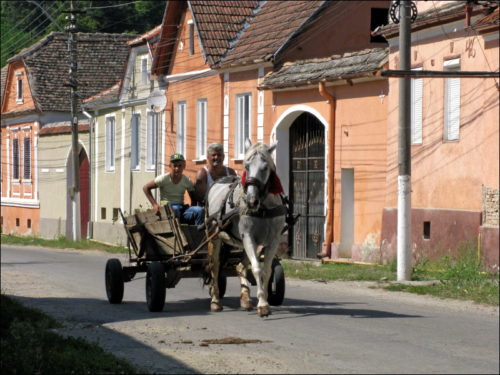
[289,113,325,259]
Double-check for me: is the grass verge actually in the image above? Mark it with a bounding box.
[0,294,138,375]
[3,234,498,306]
[1,233,128,253]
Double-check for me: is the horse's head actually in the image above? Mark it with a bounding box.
[242,139,278,210]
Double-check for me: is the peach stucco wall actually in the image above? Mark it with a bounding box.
[280,0,390,62]
[385,27,499,211]
[269,79,388,257]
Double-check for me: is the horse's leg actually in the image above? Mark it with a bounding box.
[242,234,269,317]
[236,260,253,311]
[208,237,223,312]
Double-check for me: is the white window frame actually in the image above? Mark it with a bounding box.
[196,98,207,159]
[235,93,252,159]
[141,56,148,85]
[146,111,158,171]
[105,115,116,172]
[16,78,23,103]
[444,58,461,141]
[131,112,141,170]
[177,101,186,156]
[411,67,423,145]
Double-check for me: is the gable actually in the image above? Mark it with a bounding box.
[168,8,211,76]
[1,60,36,115]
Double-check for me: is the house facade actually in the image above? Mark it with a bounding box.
[83,26,164,245]
[377,2,499,268]
[1,32,135,238]
[152,0,391,260]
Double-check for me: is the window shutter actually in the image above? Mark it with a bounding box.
[411,68,423,144]
[24,138,31,179]
[445,77,460,140]
[13,139,19,179]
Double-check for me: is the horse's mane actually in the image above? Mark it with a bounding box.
[244,142,276,172]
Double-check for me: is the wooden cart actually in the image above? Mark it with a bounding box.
[104,204,285,312]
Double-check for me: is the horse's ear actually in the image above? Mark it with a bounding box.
[268,141,277,154]
[244,138,252,151]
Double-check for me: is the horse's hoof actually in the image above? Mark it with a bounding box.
[257,306,271,317]
[240,299,253,311]
[211,302,223,312]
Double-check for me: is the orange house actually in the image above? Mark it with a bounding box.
[376,2,499,269]
[152,0,391,260]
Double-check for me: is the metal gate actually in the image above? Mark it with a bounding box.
[289,113,325,259]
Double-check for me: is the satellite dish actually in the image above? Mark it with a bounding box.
[147,90,166,112]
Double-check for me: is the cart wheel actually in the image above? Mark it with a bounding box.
[105,258,124,304]
[268,259,285,306]
[146,262,166,312]
[218,274,227,299]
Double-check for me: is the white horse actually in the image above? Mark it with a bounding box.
[206,139,287,317]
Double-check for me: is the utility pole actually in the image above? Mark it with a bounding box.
[397,1,412,281]
[65,0,81,241]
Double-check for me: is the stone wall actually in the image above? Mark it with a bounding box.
[482,186,499,227]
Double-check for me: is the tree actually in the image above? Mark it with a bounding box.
[1,0,165,67]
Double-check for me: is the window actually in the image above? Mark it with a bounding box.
[147,111,158,170]
[23,138,31,179]
[12,139,19,180]
[101,207,106,220]
[444,58,461,141]
[196,99,207,159]
[105,116,116,171]
[235,93,251,158]
[188,20,194,55]
[131,113,140,170]
[411,67,423,145]
[141,57,148,84]
[177,101,186,156]
[370,8,388,43]
[16,79,23,102]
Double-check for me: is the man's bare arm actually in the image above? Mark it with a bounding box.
[193,168,207,205]
[143,181,160,213]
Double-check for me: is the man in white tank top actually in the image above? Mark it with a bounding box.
[194,143,237,205]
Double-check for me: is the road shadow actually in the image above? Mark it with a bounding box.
[4,294,201,374]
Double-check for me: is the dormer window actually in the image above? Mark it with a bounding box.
[16,78,23,103]
[188,19,194,55]
[371,8,389,43]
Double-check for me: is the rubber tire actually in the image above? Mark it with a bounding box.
[268,260,285,306]
[146,262,166,312]
[218,274,227,299]
[105,258,124,304]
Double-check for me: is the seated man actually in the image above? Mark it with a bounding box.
[194,142,237,205]
[143,153,204,225]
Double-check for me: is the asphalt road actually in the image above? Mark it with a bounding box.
[1,244,498,374]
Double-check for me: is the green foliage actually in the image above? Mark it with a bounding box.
[384,240,499,305]
[1,0,165,67]
[0,295,138,374]
[1,234,128,253]
[281,260,396,282]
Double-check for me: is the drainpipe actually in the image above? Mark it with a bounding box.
[317,81,336,259]
[82,108,93,239]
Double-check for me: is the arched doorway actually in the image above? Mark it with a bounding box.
[289,112,325,259]
[66,146,89,239]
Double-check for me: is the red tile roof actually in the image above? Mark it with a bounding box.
[220,0,326,68]
[189,0,260,66]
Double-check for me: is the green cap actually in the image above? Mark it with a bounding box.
[170,153,185,162]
